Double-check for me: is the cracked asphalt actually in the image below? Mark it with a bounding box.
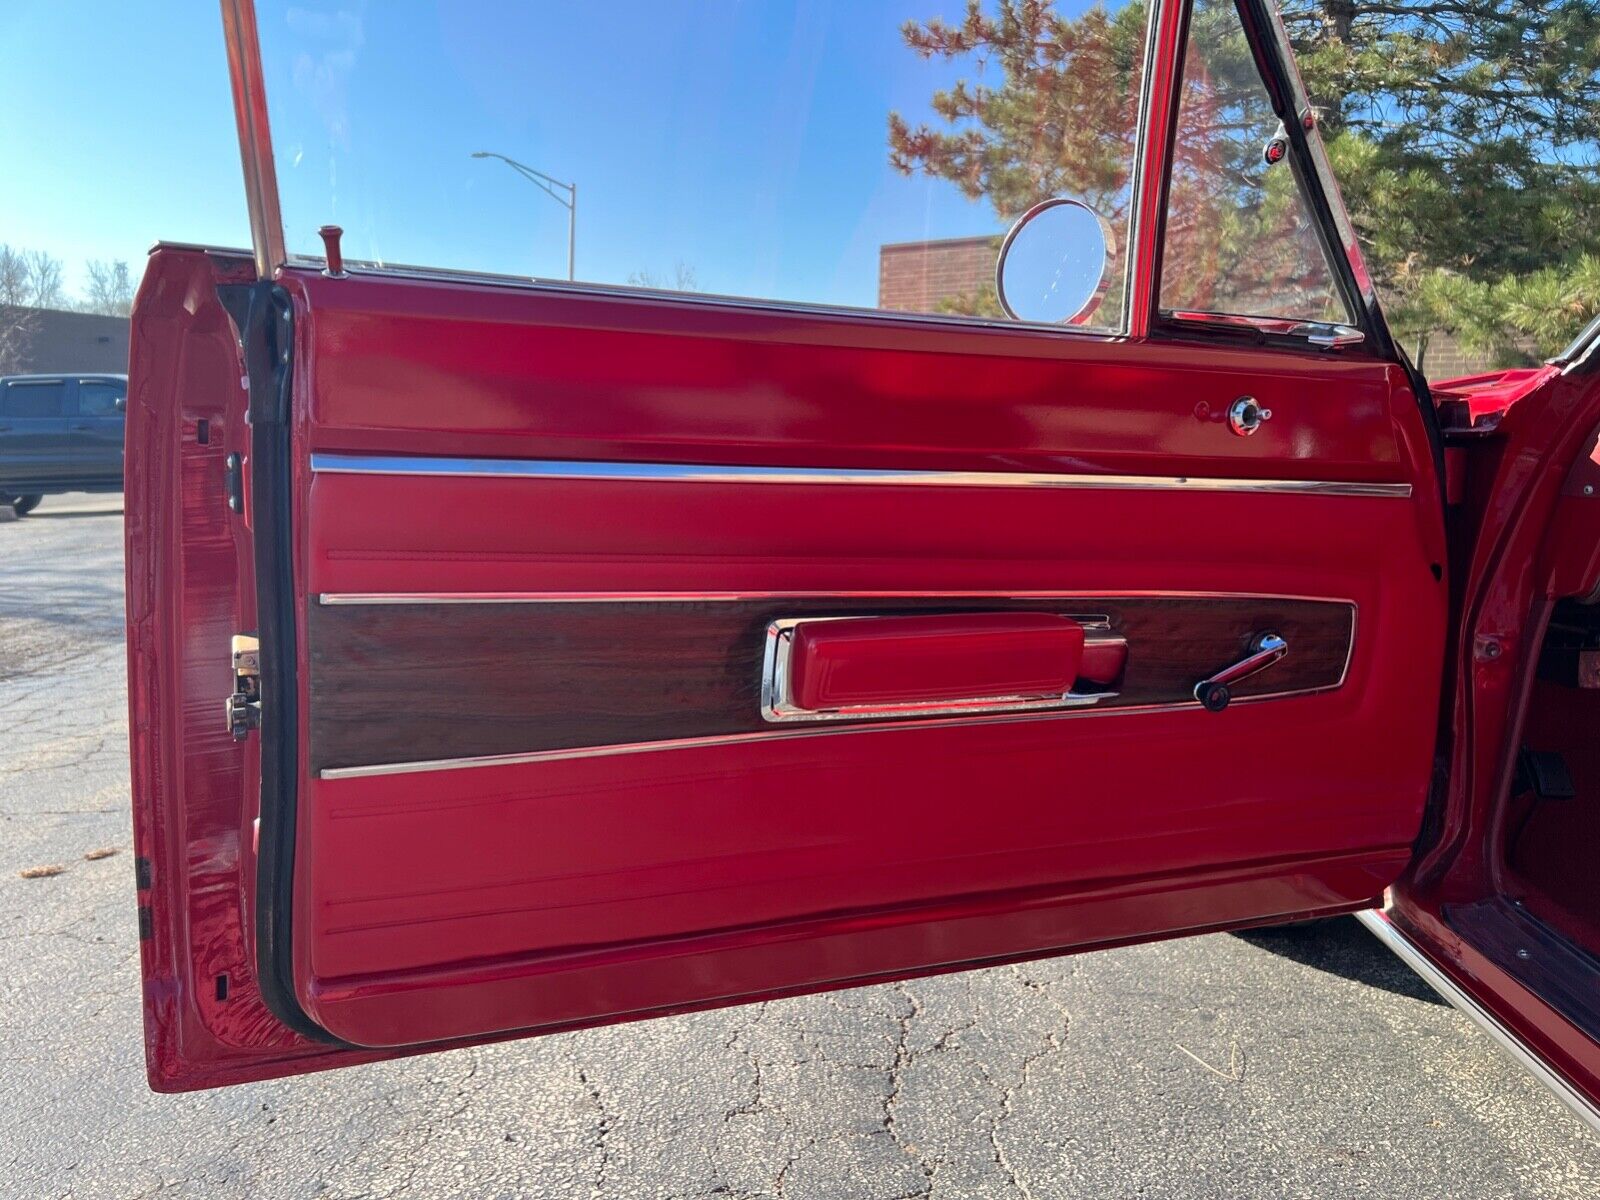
[4,495,1600,1198]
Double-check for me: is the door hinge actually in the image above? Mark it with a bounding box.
[226,633,262,739]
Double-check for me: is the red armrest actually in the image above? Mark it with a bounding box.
[788,613,1087,710]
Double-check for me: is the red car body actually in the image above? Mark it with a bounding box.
[122,0,1600,1129]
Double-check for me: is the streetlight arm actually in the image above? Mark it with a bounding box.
[472,149,577,282]
[472,150,573,203]
[506,165,571,208]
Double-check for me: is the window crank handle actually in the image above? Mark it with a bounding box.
[1194,632,1288,712]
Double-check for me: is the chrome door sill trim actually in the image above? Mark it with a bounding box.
[310,453,1412,498]
[1355,907,1600,1135]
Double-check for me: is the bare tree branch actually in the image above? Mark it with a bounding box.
[83,259,135,317]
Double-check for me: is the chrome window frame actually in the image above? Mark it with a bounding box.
[220,0,284,280]
[1224,0,1395,359]
[1149,0,1360,336]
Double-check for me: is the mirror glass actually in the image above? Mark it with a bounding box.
[996,199,1111,326]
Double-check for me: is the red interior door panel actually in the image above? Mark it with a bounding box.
[288,263,1449,1046]
[127,248,1448,1085]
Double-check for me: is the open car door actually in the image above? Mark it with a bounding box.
[127,0,1453,1090]
[1365,339,1600,1130]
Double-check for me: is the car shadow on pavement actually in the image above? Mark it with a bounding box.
[1233,915,1447,1005]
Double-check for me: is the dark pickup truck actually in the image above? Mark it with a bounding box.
[0,373,126,515]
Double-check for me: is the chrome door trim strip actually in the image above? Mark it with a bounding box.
[310,453,1413,498]
[316,589,1319,608]
[318,680,1321,782]
[318,722,1019,780]
[1355,908,1600,1135]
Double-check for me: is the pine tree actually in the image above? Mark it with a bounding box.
[890,0,1600,364]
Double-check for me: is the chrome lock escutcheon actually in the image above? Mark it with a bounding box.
[1228,395,1272,436]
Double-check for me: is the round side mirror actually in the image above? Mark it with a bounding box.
[995,198,1112,326]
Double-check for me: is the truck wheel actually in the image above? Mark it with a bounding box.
[12,495,42,516]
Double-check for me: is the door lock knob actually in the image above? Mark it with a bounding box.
[1228,396,1272,436]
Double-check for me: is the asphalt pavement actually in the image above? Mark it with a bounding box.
[3,493,1598,1198]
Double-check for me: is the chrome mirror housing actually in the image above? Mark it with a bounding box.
[995,198,1113,326]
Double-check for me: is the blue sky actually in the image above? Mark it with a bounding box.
[0,2,249,298]
[2,0,1126,311]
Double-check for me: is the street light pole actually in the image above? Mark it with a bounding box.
[471,150,577,281]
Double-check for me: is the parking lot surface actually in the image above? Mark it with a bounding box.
[3,494,1599,1198]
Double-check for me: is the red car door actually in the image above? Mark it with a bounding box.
[126,0,1450,1089]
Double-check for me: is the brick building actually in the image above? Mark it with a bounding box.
[878,235,997,313]
[1415,331,1538,381]
[1,306,130,375]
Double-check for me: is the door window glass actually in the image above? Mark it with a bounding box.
[0,380,66,419]
[1159,0,1350,324]
[78,381,125,417]
[252,0,1151,332]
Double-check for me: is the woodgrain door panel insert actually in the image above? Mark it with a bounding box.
[308,593,1356,777]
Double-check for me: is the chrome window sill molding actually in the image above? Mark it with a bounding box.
[282,259,1126,343]
[1356,908,1600,1135]
[317,592,1118,607]
[310,453,1412,498]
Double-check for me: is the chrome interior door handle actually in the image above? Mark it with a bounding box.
[1194,632,1287,712]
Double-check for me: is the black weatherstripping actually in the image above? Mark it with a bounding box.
[218,281,345,1046]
